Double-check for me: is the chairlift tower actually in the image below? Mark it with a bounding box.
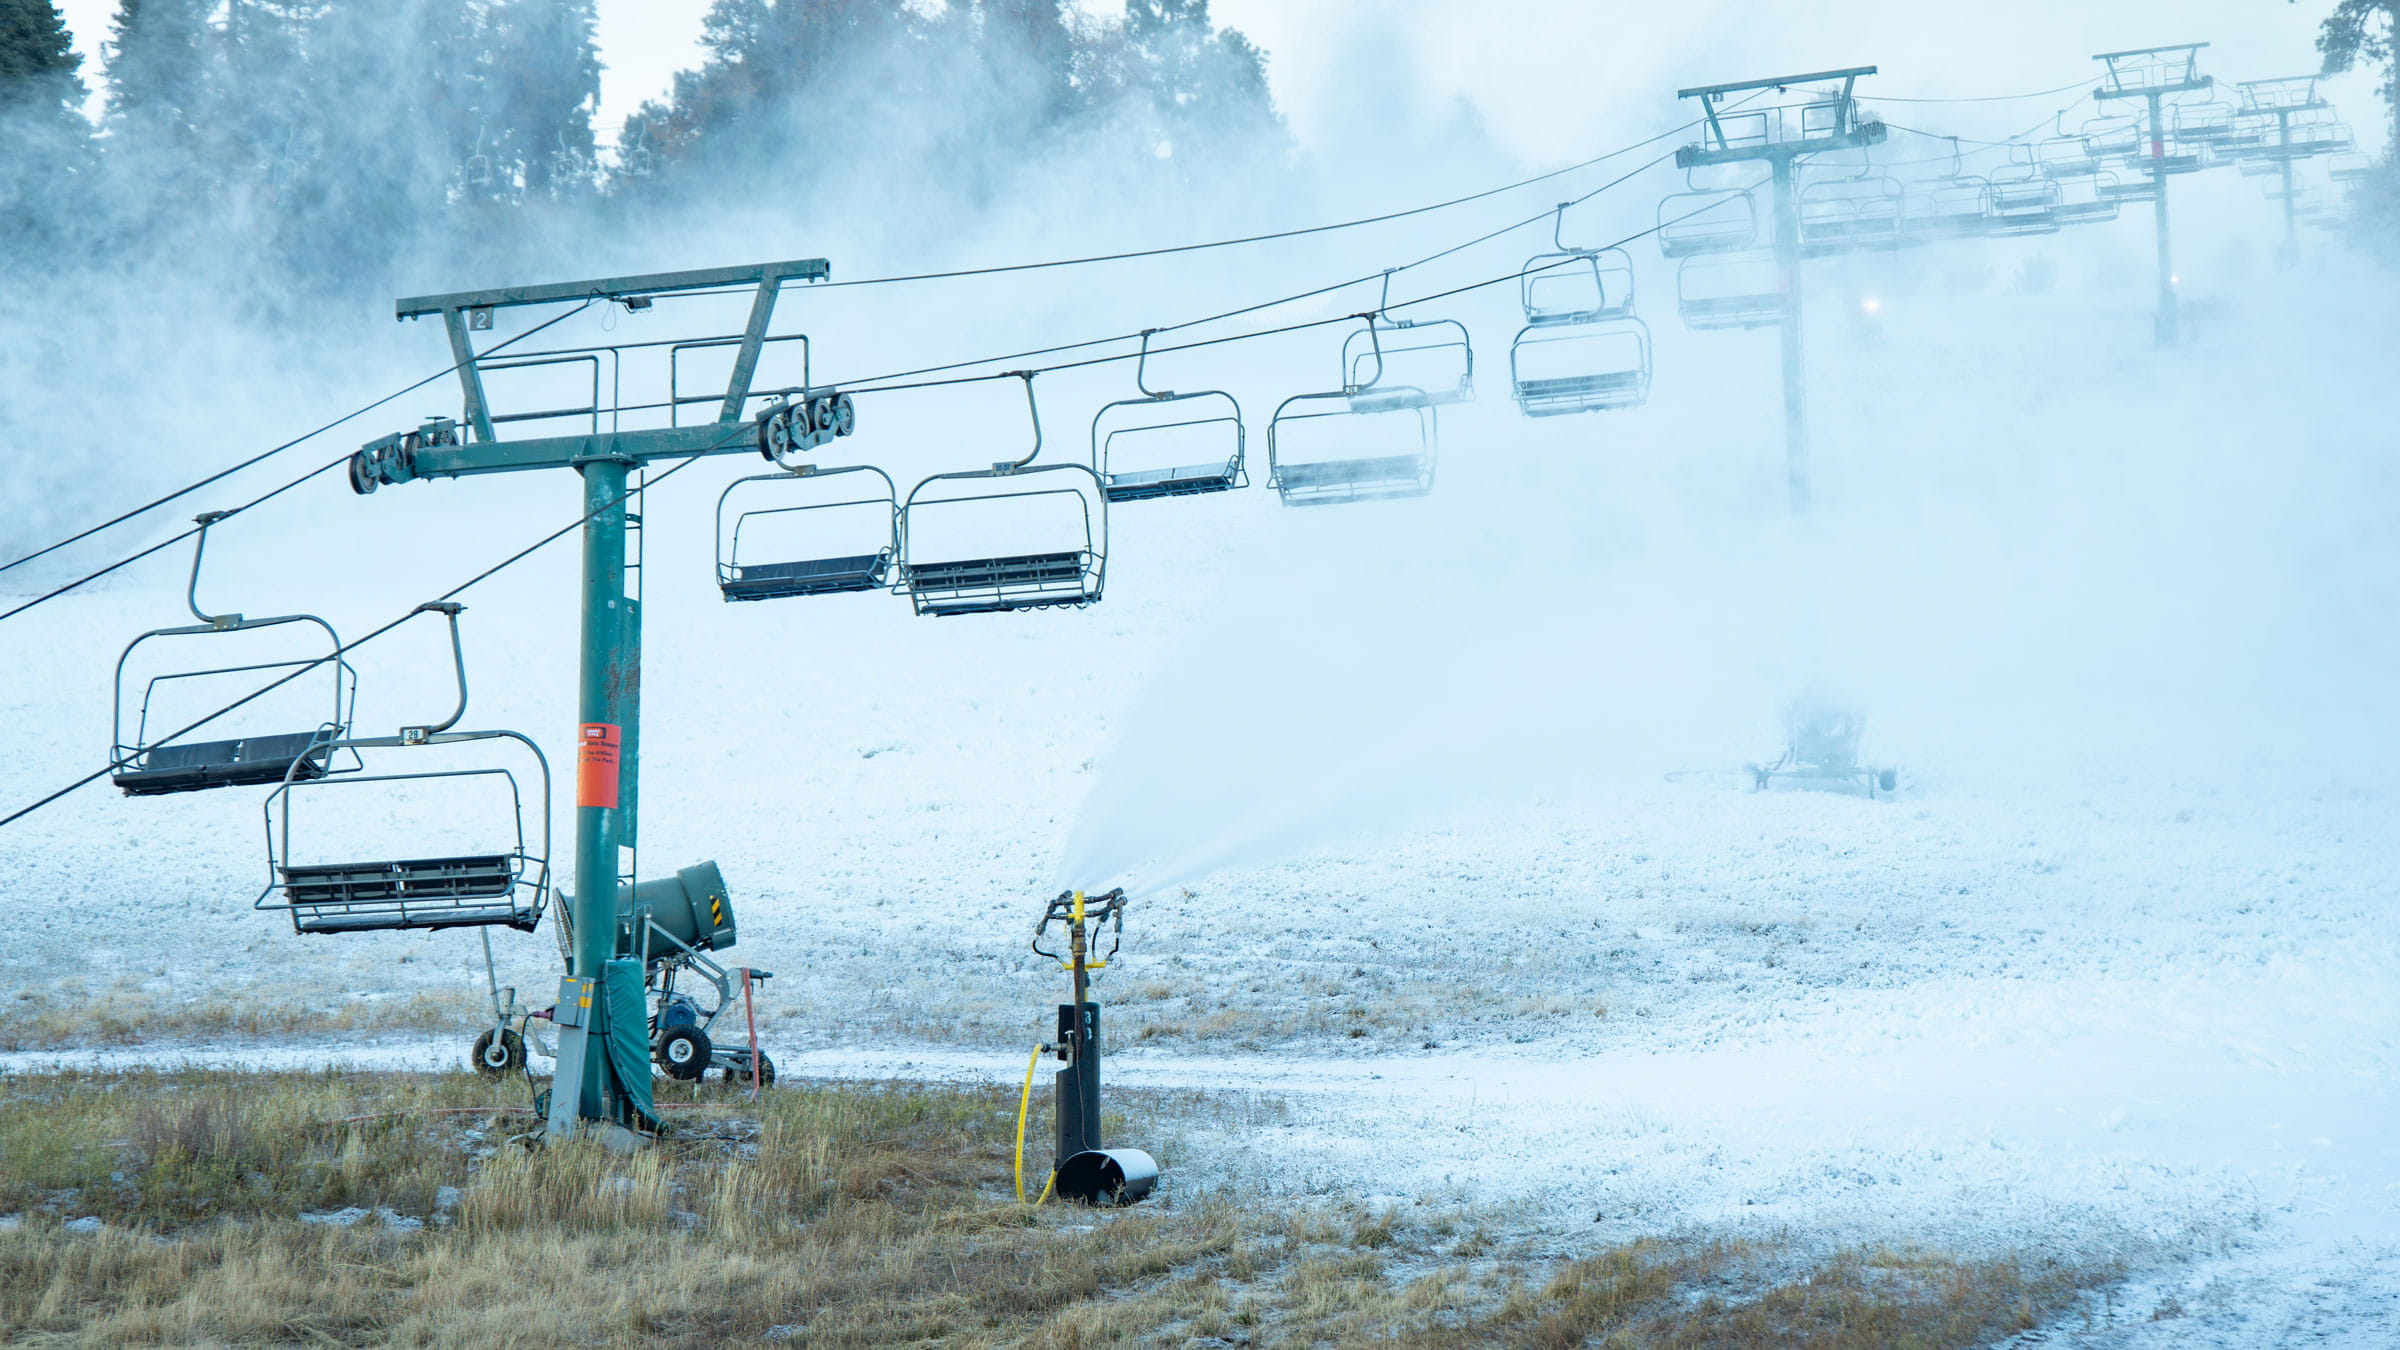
[1678,69,1900,798]
[2236,77,2334,263]
[1675,66,1883,513]
[2092,44,2212,344]
[346,258,836,1135]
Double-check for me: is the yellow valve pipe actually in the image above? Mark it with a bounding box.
[1014,1040,1053,1204]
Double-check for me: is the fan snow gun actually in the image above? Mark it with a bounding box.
[1014,887,1157,1206]
[757,389,856,466]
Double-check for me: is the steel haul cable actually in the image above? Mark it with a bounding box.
[0,302,599,627]
[0,99,1888,826]
[0,426,731,830]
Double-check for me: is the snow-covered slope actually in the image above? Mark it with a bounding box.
[3,248,2394,1344]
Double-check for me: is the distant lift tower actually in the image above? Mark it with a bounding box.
[2235,76,2334,263]
[1676,67,1883,514]
[2092,44,2212,345]
[346,258,834,1135]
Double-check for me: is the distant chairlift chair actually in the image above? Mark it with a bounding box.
[1340,276,1475,414]
[1900,175,1996,244]
[898,372,1107,615]
[1508,213,1652,416]
[1676,250,1785,331]
[2026,134,2102,179]
[111,513,357,796]
[1982,168,2063,236]
[1264,311,1451,505]
[1088,329,1247,502]
[1656,188,1760,257]
[1796,174,1904,257]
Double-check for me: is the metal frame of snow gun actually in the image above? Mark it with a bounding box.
[1018,888,1153,1207]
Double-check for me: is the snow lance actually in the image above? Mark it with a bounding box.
[1015,887,1157,1206]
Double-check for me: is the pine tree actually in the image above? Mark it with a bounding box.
[0,0,92,256]
[0,0,81,94]
[476,0,602,199]
[1090,0,1277,171]
[2318,0,2400,156]
[619,0,1091,198]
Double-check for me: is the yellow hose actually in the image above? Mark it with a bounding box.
[1014,1041,1049,1204]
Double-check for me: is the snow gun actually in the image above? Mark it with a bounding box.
[1013,887,1157,1206]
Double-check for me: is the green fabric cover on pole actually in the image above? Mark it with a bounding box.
[602,958,660,1132]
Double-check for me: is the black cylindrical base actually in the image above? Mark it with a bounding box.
[1055,1147,1158,1206]
[1054,1001,1100,1165]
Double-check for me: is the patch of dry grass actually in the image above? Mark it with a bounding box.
[2,980,479,1051]
[0,1069,2115,1347]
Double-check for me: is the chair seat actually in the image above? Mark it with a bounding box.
[1680,297,1783,329]
[292,902,540,935]
[905,552,1095,615]
[2054,202,2119,224]
[1103,463,1241,502]
[1274,456,1432,505]
[1660,231,1753,258]
[722,552,889,601]
[114,732,330,796]
[280,854,517,904]
[1514,373,1647,415]
[1347,383,1469,415]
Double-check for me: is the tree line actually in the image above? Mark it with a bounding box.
[0,0,1281,299]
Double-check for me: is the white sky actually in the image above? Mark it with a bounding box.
[51,1,2376,159]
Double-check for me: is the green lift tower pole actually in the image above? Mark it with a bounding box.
[1676,66,1884,515]
[2093,44,2212,346]
[348,257,833,1132]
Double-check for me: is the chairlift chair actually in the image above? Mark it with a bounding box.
[2170,101,2236,143]
[1505,214,1652,416]
[2098,172,2162,203]
[621,125,658,178]
[2151,142,2210,175]
[1340,284,1474,413]
[1676,251,1784,330]
[1656,189,1759,257]
[2224,111,2278,155]
[2079,116,2144,164]
[256,604,551,937]
[1510,320,1652,416]
[111,514,357,797]
[1899,176,1995,244]
[1264,392,1436,506]
[2294,191,2342,227]
[1519,247,1637,328]
[1796,175,1904,256]
[1264,314,1442,504]
[898,373,1107,615]
[1982,169,2063,236]
[2328,151,2374,183]
[2025,135,2101,179]
[1087,330,1247,502]
[2053,173,2124,226]
[463,118,495,192]
[715,464,898,600]
[1518,209,1637,325]
[2291,122,2356,157]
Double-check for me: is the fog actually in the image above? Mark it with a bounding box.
[6,1,2396,909]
